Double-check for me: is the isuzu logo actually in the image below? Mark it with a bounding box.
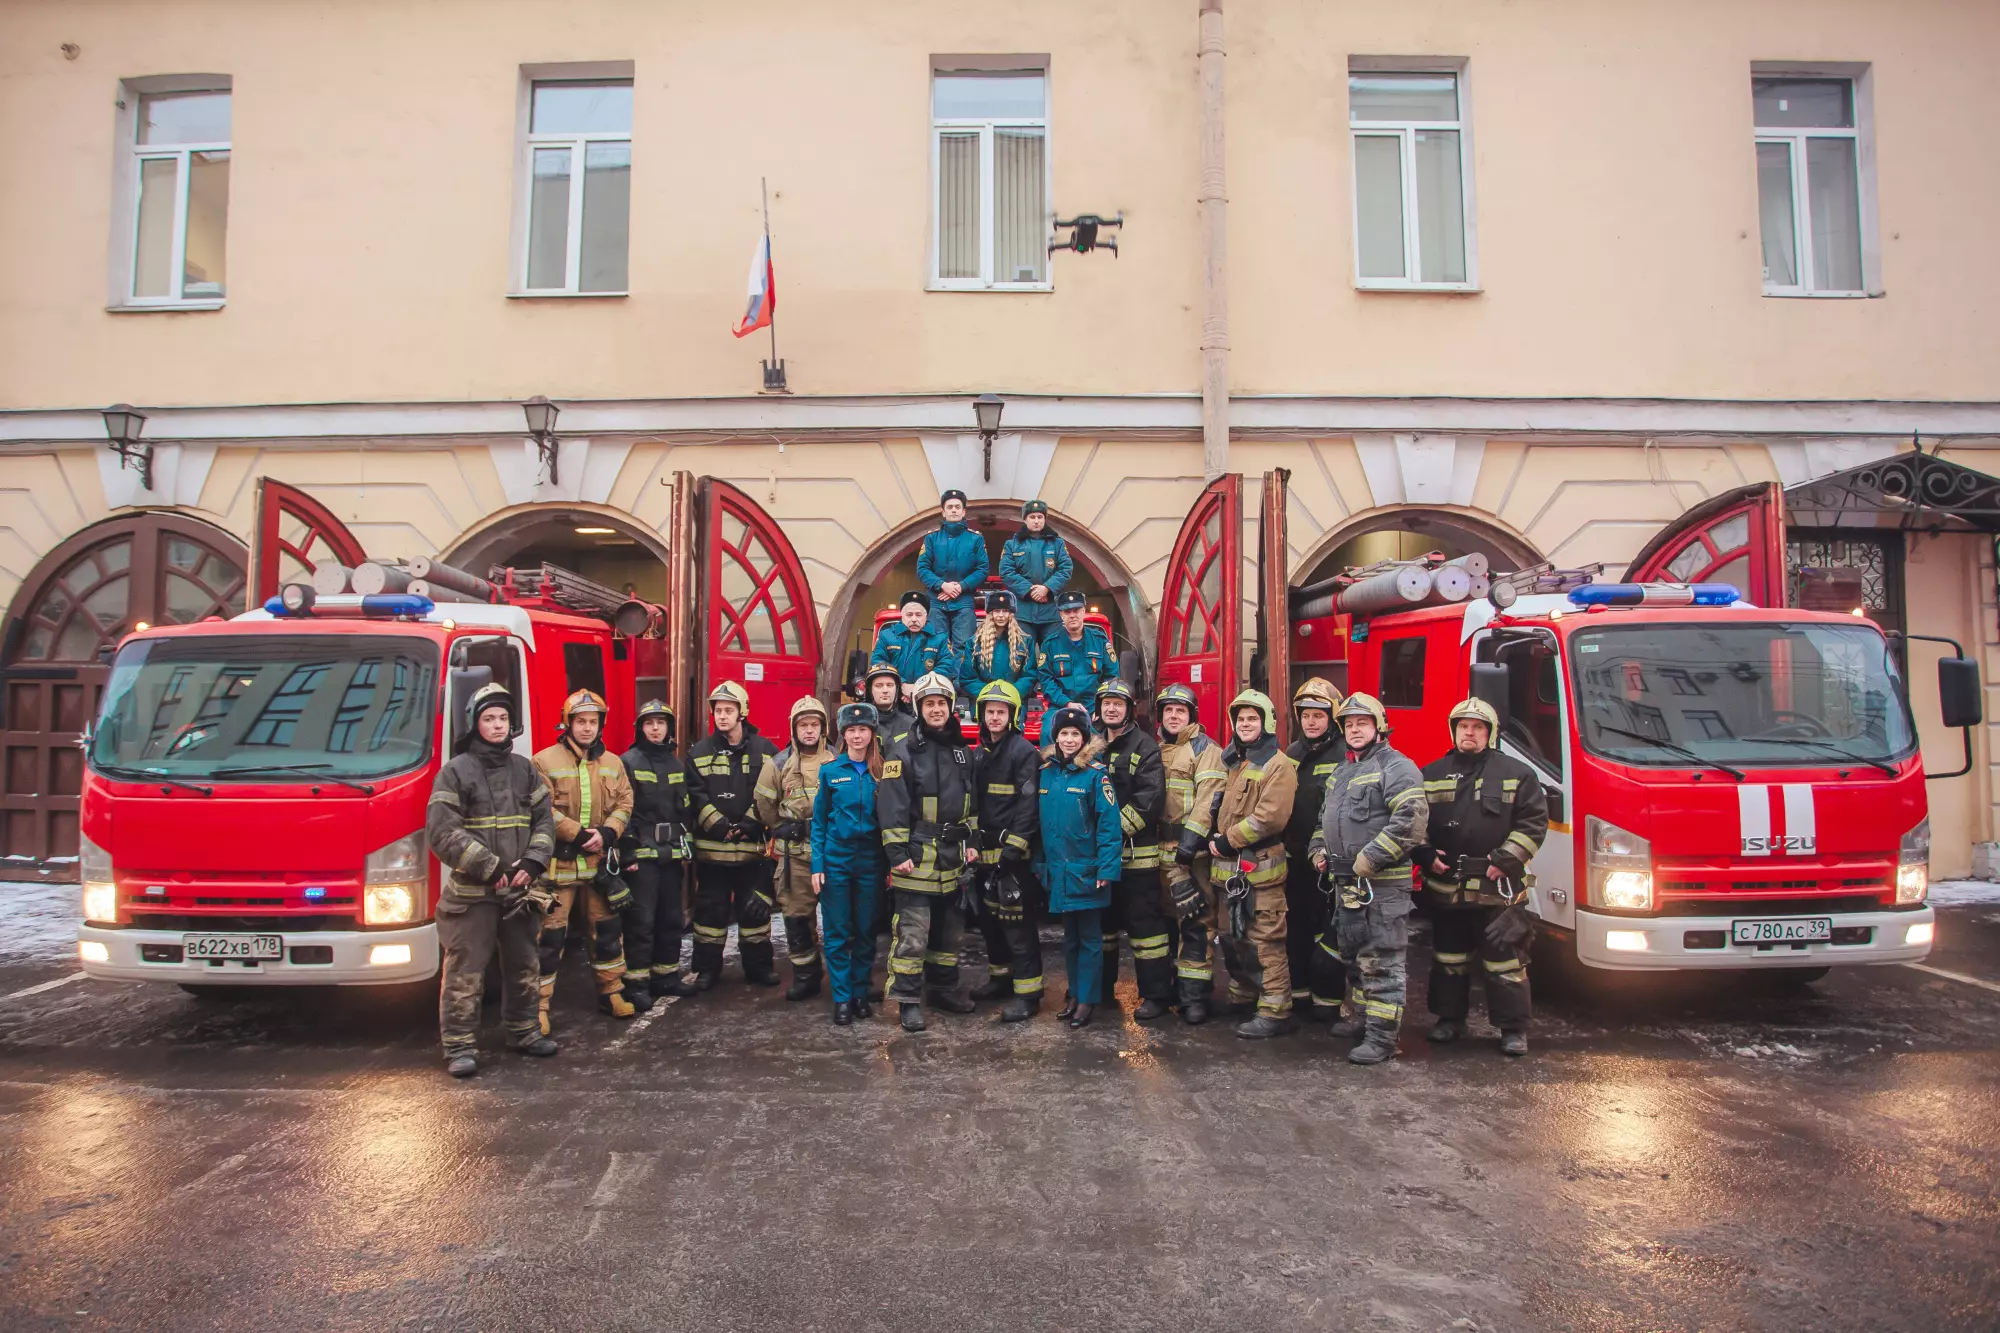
[1739,784,1817,856]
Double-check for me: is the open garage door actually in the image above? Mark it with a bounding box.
[691,477,823,741]
[1625,481,1786,607]
[249,478,368,608]
[1155,475,1241,735]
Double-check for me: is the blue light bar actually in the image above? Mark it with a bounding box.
[1568,582,1741,608]
[303,886,326,900]
[263,593,436,618]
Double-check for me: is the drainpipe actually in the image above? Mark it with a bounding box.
[1198,0,1230,481]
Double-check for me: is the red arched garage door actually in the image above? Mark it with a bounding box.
[1,514,246,877]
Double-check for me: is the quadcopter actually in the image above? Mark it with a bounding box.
[1049,212,1124,257]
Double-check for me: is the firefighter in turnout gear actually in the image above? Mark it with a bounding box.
[1095,678,1174,1017]
[1310,692,1429,1065]
[533,689,638,1028]
[1285,678,1348,1022]
[864,662,916,751]
[1416,697,1548,1057]
[1206,689,1300,1039]
[755,695,835,1002]
[686,680,781,988]
[1158,683,1228,1025]
[618,700,698,1002]
[426,683,559,1076]
[876,670,979,1032]
[967,679,1045,1022]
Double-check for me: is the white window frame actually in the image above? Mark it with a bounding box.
[509,61,635,298]
[106,74,232,312]
[1347,58,1478,293]
[928,57,1053,292]
[1751,62,1881,298]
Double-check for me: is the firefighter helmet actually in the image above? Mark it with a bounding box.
[467,681,520,738]
[1155,682,1200,728]
[1336,692,1389,733]
[1447,696,1500,747]
[1095,678,1136,709]
[1227,688,1278,735]
[910,671,957,706]
[707,680,750,713]
[1293,676,1342,715]
[975,679,1023,724]
[789,694,829,725]
[561,688,607,725]
[636,698,674,725]
[836,701,881,733]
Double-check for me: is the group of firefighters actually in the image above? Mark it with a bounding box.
[426,668,1549,1080]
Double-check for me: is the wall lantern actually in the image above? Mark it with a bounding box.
[974,393,1005,482]
[523,395,560,485]
[102,404,153,491]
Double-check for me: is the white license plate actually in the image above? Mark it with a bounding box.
[1731,917,1833,944]
[183,934,283,960]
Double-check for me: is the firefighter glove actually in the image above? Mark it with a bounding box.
[1353,852,1379,878]
[1485,904,1535,951]
[1174,845,1196,868]
[1169,875,1206,920]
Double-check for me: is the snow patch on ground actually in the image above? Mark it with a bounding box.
[0,879,79,963]
[1929,879,2000,906]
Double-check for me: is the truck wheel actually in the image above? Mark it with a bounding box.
[178,984,245,1001]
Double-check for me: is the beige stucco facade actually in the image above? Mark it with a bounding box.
[2,0,1997,872]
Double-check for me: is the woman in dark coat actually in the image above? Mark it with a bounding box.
[1036,704,1124,1029]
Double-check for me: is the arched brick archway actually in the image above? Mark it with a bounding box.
[1,513,246,875]
[1292,505,1542,587]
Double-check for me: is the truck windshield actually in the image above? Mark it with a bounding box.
[1570,622,1915,770]
[90,634,439,782]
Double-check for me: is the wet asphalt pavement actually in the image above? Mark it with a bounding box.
[2,884,1998,1333]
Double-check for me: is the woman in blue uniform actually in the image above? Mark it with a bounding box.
[1036,704,1124,1029]
[811,701,888,1026]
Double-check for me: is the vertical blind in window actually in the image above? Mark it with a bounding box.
[933,70,1048,287]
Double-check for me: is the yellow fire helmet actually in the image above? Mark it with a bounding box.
[1293,676,1343,716]
[1336,691,1389,732]
[561,688,608,724]
[911,671,957,706]
[1227,688,1277,735]
[1447,696,1500,746]
[975,679,1023,723]
[707,680,751,713]
[790,694,829,727]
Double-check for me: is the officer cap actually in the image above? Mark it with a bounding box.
[1056,590,1087,612]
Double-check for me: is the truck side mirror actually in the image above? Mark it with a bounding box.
[845,648,867,698]
[1118,648,1145,693]
[1469,661,1510,731]
[1938,656,1983,729]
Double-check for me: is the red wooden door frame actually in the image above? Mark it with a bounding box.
[1626,481,1787,606]
[1154,475,1242,736]
[250,478,369,608]
[698,478,825,742]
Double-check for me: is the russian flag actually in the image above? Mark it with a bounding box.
[733,233,774,338]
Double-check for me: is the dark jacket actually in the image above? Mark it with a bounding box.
[1283,731,1347,862]
[1309,738,1427,878]
[876,719,977,895]
[871,621,950,683]
[1037,736,1123,912]
[619,735,690,865]
[999,525,1074,628]
[1037,624,1114,709]
[811,753,885,877]
[1416,747,1549,906]
[878,703,916,753]
[686,722,778,864]
[1101,723,1165,871]
[917,521,989,613]
[973,724,1041,865]
[426,737,556,902]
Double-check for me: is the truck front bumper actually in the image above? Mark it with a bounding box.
[77,922,439,986]
[1574,905,1934,971]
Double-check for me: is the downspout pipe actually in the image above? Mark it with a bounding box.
[1198,0,1230,481]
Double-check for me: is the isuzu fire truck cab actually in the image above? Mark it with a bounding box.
[1339,584,1981,974]
[75,587,636,990]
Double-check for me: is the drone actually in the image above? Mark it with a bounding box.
[1049,212,1123,257]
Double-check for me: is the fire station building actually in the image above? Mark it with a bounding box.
[2,0,1997,876]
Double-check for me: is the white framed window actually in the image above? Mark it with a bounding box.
[111,79,232,309]
[930,61,1050,290]
[1752,70,1876,297]
[1348,65,1475,291]
[514,73,632,296]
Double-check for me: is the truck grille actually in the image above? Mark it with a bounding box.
[123,913,362,932]
[1657,894,1888,917]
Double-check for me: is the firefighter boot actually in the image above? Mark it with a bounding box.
[970,973,1012,1002]
[928,989,976,1015]
[512,1035,559,1058]
[1500,1030,1529,1057]
[1349,1032,1398,1064]
[900,1003,926,1033]
[446,1055,478,1079]
[1181,997,1210,1026]
[1000,993,1040,1023]
[1235,1013,1300,1040]
[784,914,822,1001]
[623,984,657,1014]
[653,971,699,999]
[1428,1018,1465,1044]
[598,990,637,1019]
[1134,998,1170,1021]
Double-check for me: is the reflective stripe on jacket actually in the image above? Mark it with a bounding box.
[1205,735,1298,890]
[532,737,633,883]
[426,744,556,900]
[1309,740,1428,875]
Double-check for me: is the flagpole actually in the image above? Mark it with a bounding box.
[761,177,781,381]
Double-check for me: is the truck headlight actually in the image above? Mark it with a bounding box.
[1896,817,1930,905]
[1587,816,1653,912]
[363,831,427,925]
[80,833,117,924]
